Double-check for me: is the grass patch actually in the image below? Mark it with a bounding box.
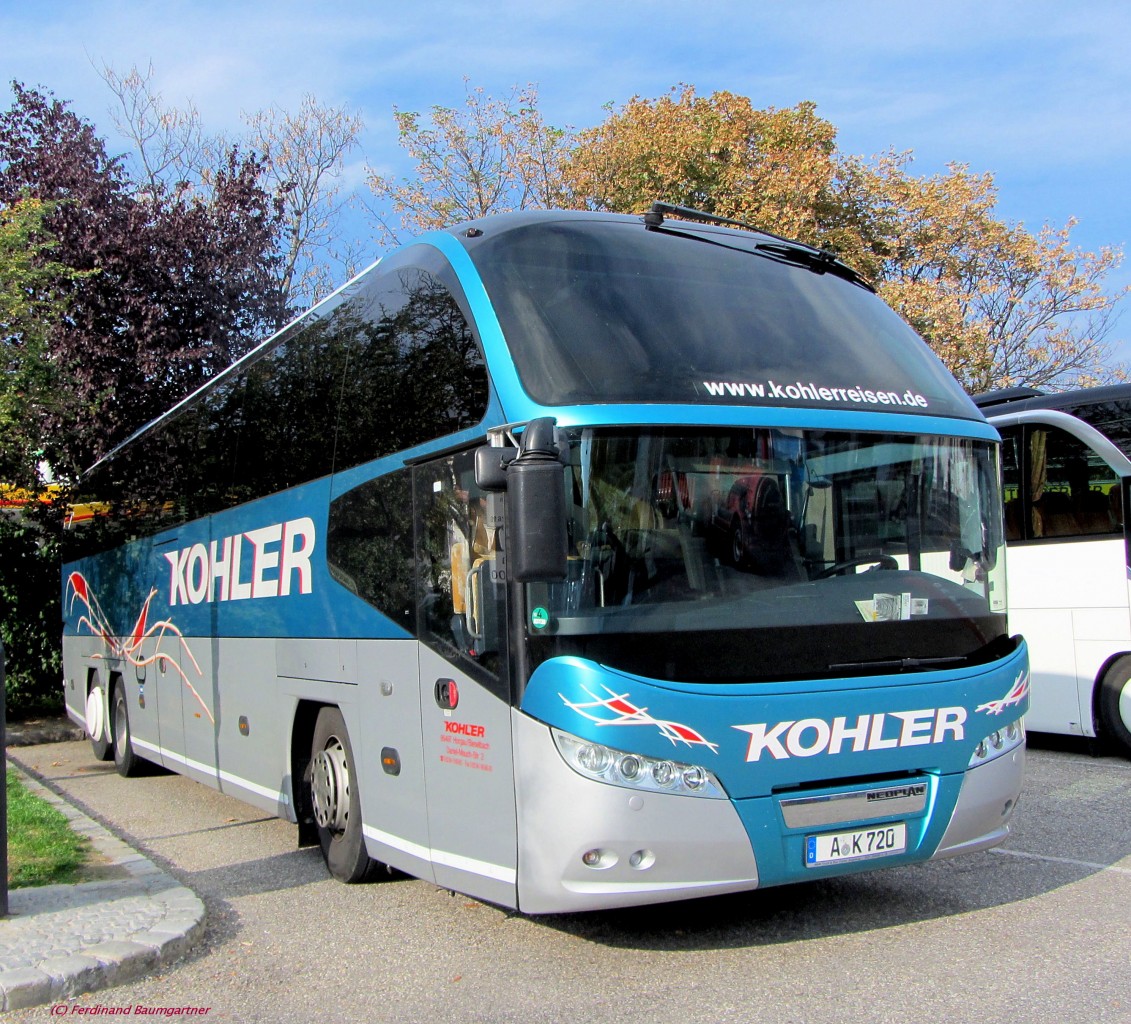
[6,768,89,888]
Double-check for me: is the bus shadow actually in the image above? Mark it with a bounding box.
[536,750,1131,948]
[1024,730,1111,757]
[531,843,1128,950]
[176,846,331,900]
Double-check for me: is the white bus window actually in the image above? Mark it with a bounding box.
[1027,426,1121,539]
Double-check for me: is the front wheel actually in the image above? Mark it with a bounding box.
[1098,657,1131,757]
[308,707,383,882]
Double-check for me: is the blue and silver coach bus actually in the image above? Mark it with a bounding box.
[62,205,1028,913]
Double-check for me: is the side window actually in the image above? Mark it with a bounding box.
[1027,425,1121,540]
[333,248,490,472]
[66,408,204,561]
[326,469,415,633]
[233,315,350,501]
[414,451,505,692]
[67,249,490,558]
[999,427,1022,542]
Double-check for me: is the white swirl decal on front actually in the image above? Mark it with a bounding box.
[976,670,1030,715]
[560,684,719,753]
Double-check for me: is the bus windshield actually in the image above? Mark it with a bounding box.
[469,217,977,420]
[524,427,1008,683]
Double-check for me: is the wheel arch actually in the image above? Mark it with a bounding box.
[1091,650,1131,733]
[1085,651,1131,746]
[84,664,103,698]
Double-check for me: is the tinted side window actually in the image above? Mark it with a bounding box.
[333,251,489,469]
[1065,399,1131,461]
[326,469,415,633]
[66,247,490,559]
[1027,425,1121,540]
[66,406,205,560]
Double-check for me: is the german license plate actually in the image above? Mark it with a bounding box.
[805,822,907,867]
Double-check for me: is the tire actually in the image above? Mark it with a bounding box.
[1098,657,1131,757]
[730,519,746,568]
[111,683,143,778]
[86,682,114,761]
[308,707,383,883]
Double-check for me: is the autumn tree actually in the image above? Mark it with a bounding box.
[0,82,285,476]
[559,85,1127,391]
[368,82,571,242]
[837,153,1127,391]
[98,61,210,196]
[244,94,364,308]
[100,63,363,311]
[562,86,845,245]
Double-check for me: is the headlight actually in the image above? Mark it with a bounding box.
[551,727,727,799]
[968,718,1025,767]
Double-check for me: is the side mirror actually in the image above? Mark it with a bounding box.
[475,418,568,582]
[474,445,517,492]
[508,418,569,582]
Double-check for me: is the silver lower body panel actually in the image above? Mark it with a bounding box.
[513,711,759,914]
[933,744,1025,858]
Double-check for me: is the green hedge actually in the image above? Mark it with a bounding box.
[0,510,63,718]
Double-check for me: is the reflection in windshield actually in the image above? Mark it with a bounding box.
[525,428,1009,683]
[470,219,974,418]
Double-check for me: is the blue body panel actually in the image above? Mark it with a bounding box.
[520,644,1028,886]
[63,477,399,641]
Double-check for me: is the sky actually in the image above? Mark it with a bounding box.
[3,0,1131,357]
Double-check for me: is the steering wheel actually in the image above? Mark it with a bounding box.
[813,554,899,579]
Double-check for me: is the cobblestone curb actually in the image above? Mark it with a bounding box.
[1,762,206,1012]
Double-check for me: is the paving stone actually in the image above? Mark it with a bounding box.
[1,758,206,1009]
[0,968,53,1012]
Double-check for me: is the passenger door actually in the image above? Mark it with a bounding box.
[414,451,517,908]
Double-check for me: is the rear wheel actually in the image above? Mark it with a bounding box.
[309,707,383,882]
[1098,657,1131,757]
[86,682,113,761]
[111,683,143,777]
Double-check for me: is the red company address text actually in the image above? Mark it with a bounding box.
[440,720,492,772]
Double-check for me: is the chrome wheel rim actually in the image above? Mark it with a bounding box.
[311,737,350,833]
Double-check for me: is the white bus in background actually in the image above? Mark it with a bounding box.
[976,385,1131,756]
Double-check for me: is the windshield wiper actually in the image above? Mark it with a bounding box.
[642,201,872,290]
[827,654,970,673]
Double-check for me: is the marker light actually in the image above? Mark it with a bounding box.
[969,718,1025,767]
[552,728,727,799]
